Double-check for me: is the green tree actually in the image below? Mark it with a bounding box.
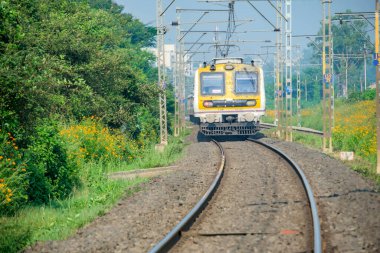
[308,10,374,97]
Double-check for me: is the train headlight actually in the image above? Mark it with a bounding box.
[246,100,257,106]
[224,64,234,70]
[203,101,214,107]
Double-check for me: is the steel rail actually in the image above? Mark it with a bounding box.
[148,139,226,253]
[247,139,322,253]
[259,122,323,136]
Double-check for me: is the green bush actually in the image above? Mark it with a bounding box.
[0,130,28,215]
[26,120,80,204]
[347,89,376,103]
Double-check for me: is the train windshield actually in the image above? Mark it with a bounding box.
[235,72,258,94]
[201,72,225,95]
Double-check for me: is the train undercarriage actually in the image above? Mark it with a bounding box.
[199,122,258,136]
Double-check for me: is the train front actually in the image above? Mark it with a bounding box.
[193,58,265,136]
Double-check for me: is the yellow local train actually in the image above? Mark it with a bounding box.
[188,58,265,136]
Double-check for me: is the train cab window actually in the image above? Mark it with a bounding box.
[201,72,225,95]
[235,72,258,94]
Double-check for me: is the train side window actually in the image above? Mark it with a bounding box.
[200,72,225,95]
[235,72,258,94]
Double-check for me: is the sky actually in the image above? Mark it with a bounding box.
[113,0,375,64]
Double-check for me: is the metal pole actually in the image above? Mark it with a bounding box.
[180,39,186,131]
[285,0,293,142]
[305,78,308,102]
[375,0,380,174]
[275,0,283,136]
[296,46,301,127]
[345,53,348,98]
[157,0,168,147]
[322,0,333,153]
[174,16,180,137]
[273,55,277,125]
[364,43,367,90]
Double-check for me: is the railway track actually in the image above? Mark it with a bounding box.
[149,139,226,253]
[149,139,321,253]
[259,122,324,136]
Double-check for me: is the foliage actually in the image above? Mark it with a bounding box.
[26,119,80,204]
[347,88,376,103]
[0,174,146,253]
[110,132,189,172]
[333,100,376,162]
[0,0,163,208]
[60,117,140,167]
[0,128,189,253]
[0,130,28,214]
[0,0,159,137]
[307,10,375,97]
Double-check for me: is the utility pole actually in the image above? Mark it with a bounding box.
[304,78,308,102]
[273,56,277,125]
[322,0,334,153]
[174,16,181,137]
[179,39,186,131]
[364,43,367,90]
[296,46,301,127]
[345,52,348,98]
[275,0,284,136]
[285,0,293,142]
[375,0,380,174]
[156,0,168,147]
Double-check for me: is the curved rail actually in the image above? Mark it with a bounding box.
[148,140,226,253]
[247,138,322,253]
[259,122,323,136]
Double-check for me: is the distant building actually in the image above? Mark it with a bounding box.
[145,44,193,77]
[368,82,376,89]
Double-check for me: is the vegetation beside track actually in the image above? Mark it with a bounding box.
[0,123,189,253]
[262,89,379,186]
[0,0,190,252]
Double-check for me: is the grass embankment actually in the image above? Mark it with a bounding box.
[263,99,379,186]
[0,119,189,253]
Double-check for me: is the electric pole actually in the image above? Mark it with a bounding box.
[179,38,186,131]
[174,16,180,137]
[375,0,380,174]
[322,0,334,153]
[275,0,284,137]
[157,0,168,147]
[296,46,301,127]
[285,0,293,142]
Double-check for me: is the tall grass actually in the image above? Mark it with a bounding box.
[0,121,189,253]
[108,133,188,173]
[0,160,146,253]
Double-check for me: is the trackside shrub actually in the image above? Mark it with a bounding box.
[26,120,80,204]
[333,100,376,162]
[0,130,28,215]
[60,117,140,167]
